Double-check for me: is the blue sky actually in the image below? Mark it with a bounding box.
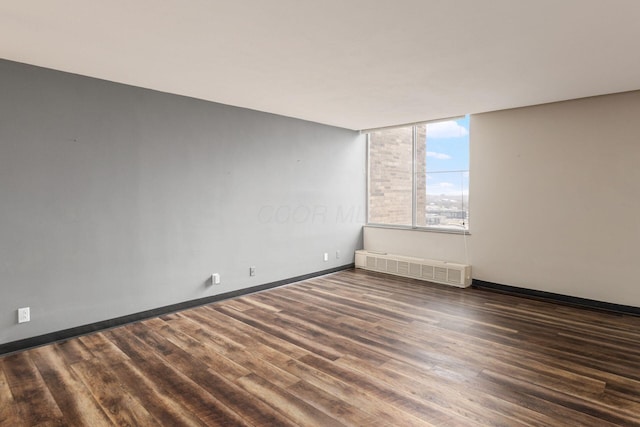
[422,115,469,196]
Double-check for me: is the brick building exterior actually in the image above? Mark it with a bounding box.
[368,125,426,225]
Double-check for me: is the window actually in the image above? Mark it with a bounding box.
[367,116,469,231]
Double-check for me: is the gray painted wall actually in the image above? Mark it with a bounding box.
[0,59,366,344]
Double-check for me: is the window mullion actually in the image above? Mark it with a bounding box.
[412,125,417,228]
[365,133,370,224]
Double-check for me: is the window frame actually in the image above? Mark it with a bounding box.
[365,117,470,234]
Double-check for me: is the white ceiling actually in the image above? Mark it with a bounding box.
[1,1,640,130]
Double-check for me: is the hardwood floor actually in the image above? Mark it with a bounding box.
[2,269,640,426]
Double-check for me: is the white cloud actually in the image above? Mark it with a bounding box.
[426,120,469,138]
[426,151,451,160]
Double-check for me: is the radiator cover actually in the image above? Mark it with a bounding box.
[355,250,471,288]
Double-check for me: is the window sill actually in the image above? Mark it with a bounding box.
[364,224,471,235]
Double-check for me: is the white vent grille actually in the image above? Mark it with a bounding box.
[387,259,398,273]
[435,267,447,283]
[354,250,471,288]
[409,263,421,278]
[398,261,409,276]
[366,256,376,269]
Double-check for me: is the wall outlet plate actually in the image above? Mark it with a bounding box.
[323,252,329,262]
[250,266,256,276]
[18,307,30,323]
[212,273,221,285]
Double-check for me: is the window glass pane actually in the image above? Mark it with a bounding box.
[416,116,470,230]
[368,126,413,226]
[416,171,469,229]
[424,116,470,172]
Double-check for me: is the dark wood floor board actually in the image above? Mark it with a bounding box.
[555,304,640,329]
[381,355,471,386]
[282,285,415,327]
[482,302,640,347]
[604,380,640,404]
[520,334,640,381]
[301,286,417,324]
[459,325,640,402]
[143,316,252,382]
[163,310,248,355]
[488,297,638,330]
[380,354,610,427]
[557,330,640,358]
[93,331,217,427]
[265,296,393,349]
[451,333,610,402]
[336,353,550,427]
[373,317,609,399]
[70,359,159,426]
[286,379,393,427]
[136,318,300,391]
[326,276,473,311]
[323,281,509,339]
[278,356,435,426]
[244,290,371,329]
[107,327,250,426]
[308,284,425,321]
[372,360,568,426]
[78,332,130,365]
[29,346,113,427]
[311,274,398,299]
[357,287,528,336]
[599,389,640,414]
[178,363,296,427]
[222,298,255,312]
[268,307,466,379]
[128,321,300,427]
[482,369,640,426]
[189,305,314,360]
[235,373,347,427]
[277,286,387,323]
[419,338,602,402]
[281,311,450,375]
[3,269,640,426]
[213,305,344,360]
[321,271,480,313]
[105,362,205,426]
[0,362,23,427]
[297,352,480,425]
[231,295,283,313]
[1,352,65,426]
[467,369,624,427]
[234,300,392,366]
[54,338,93,365]
[372,307,623,386]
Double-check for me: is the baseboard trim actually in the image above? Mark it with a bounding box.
[0,264,354,356]
[472,279,640,316]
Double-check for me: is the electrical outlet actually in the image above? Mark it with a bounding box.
[212,273,221,285]
[336,250,340,259]
[18,307,30,324]
[250,266,256,276]
[323,252,329,262]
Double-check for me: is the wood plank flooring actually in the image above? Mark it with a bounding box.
[2,269,640,426]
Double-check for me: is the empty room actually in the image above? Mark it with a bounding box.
[1,1,640,426]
